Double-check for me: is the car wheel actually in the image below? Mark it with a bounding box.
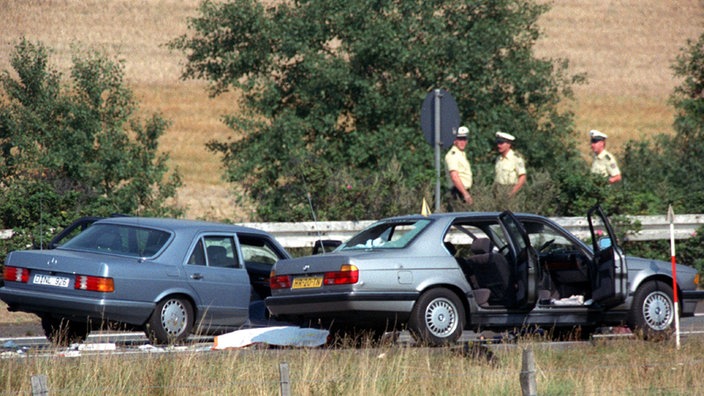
[408,288,465,346]
[629,280,675,339]
[41,316,89,346]
[145,296,194,345]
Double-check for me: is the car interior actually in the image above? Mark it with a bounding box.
[444,219,594,309]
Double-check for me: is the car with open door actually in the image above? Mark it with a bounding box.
[266,206,704,345]
[1,217,291,345]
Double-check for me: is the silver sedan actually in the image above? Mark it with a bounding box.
[267,206,704,345]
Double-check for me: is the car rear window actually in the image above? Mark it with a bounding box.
[341,219,431,250]
[60,223,171,257]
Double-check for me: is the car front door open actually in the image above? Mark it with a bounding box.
[587,205,627,307]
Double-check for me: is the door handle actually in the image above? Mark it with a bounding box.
[191,273,203,280]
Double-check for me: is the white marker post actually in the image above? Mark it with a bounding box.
[668,205,681,349]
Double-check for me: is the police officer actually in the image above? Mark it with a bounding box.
[589,130,621,184]
[494,131,526,198]
[445,126,473,207]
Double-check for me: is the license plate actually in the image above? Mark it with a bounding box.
[33,274,70,288]
[292,276,323,289]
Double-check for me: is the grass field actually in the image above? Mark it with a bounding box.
[1,0,702,222]
[2,336,704,394]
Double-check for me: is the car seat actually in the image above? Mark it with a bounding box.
[466,238,513,306]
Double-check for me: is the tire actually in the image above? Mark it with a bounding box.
[408,288,465,346]
[41,316,89,346]
[145,296,194,345]
[628,280,675,339]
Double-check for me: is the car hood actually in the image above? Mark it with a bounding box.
[625,255,697,275]
[625,255,699,290]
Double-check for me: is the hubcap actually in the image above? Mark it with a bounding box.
[642,291,673,331]
[161,300,187,336]
[425,297,458,337]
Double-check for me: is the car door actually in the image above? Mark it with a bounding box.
[587,205,627,307]
[183,234,251,327]
[239,233,289,299]
[499,211,540,308]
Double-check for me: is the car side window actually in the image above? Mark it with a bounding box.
[187,239,207,266]
[239,235,283,265]
[187,236,240,268]
[205,236,239,268]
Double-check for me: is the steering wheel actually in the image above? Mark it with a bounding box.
[538,239,555,253]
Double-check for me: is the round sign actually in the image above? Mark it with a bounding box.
[420,89,461,148]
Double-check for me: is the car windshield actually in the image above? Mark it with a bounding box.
[60,223,171,257]
[341,219,431,250]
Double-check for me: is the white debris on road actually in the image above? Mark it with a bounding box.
[213,326,329,349]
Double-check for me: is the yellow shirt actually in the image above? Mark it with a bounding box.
[495,149,526,185]
[445,145,472,189]
[591,149,620,178]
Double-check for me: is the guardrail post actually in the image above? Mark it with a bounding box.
[279,362,291,396]
[520,347,537,396]
[31,374,49,396]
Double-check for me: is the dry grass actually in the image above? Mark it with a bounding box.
[534,0,704,156]
[1,337,703,394]
[1,0,703,219]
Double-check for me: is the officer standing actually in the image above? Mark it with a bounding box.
[494,131,527,199]
[445,126,473,208]
[589,130,621,184]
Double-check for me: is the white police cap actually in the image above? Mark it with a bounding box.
[455,126,469,138]
[495,131,515,143]
[590,129,608,141]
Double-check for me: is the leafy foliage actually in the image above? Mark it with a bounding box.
[172,0,584,221]
[0,39,182,260]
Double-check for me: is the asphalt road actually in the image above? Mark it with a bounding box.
[3,315,704,355]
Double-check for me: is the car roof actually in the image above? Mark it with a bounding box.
[94,217,272,236]
[377,211,549,222]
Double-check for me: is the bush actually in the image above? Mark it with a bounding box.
[0,39,181,264]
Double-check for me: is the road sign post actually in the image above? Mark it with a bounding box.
[420,89,460,211]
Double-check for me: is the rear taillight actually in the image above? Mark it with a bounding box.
[323,264,359,285]
[75,275,114,292]
[269,270,291,290]
[3,266,29,283]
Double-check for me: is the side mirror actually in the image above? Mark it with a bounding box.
[598,237,612,250]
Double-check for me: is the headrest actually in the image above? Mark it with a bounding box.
[470,238,491,254]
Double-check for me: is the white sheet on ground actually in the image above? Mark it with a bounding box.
[213,326,329,349]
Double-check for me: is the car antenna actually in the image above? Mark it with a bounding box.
[305,191,328,254]
[39,192,44,251]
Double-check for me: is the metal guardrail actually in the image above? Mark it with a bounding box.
[2,214,703,249]
[237,214,704,248]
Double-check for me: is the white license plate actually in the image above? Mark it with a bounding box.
[33,274,70,288]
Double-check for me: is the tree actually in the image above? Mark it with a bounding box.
[0,39,182,251]
[669,32,704,212]
[172,0,583,221]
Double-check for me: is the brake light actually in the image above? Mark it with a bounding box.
[3,266,29,283]
[324,264,359,285]
[269,270,291,290]
[75,275,114,292]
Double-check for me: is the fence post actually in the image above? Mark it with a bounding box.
[279,362,291,396]
[31,374,49,396]
[520,347,537,396]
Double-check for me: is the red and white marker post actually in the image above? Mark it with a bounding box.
[668,205,681,349]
